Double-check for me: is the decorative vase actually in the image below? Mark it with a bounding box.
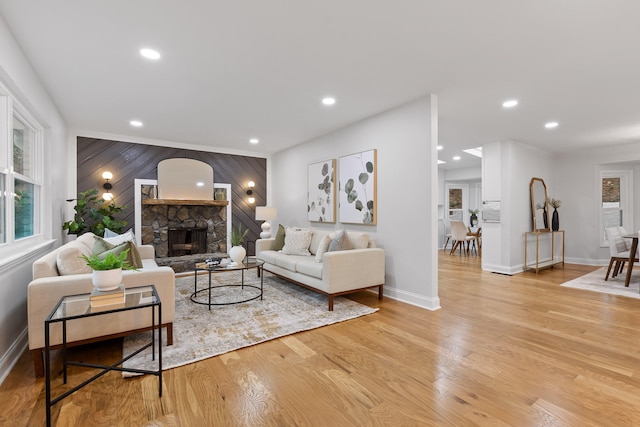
[543,206,549,229]
[552,208,559,231]
[470,214,478,227]
[214,189,225,201]
[228,245,246,266]
[92,268,123,291]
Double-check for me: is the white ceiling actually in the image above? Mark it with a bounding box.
[1,1,639,170]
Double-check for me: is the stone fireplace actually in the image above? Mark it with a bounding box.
[139,184,229,258]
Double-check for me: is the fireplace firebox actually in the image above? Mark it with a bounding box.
[167,227,207,257]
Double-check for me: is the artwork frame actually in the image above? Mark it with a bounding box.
[307,159,336,223]
[339,149,377,225]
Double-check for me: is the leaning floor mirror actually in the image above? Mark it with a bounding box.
[530,177,550,232]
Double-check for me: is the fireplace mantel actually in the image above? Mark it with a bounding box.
[142,199,228,206]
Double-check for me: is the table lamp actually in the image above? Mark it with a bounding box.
[255,206,278,239]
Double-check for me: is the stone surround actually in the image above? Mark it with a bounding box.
[140,185,229,258]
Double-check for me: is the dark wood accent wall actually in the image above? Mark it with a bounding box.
[76,137,267,245]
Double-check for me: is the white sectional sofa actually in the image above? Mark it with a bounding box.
[256,227,385,310]
[28,232,175,376]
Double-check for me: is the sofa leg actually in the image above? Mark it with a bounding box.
[378,285,384,300]
[166,323,174,346]
[33,349,44,377]
[328,296,334,311]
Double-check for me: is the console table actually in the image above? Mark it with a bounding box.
[524,230,565,273]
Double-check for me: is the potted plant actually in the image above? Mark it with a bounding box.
[469,209,479,227]
[63,188,128,237]
[81,249,136,291]
[229,224,249,266]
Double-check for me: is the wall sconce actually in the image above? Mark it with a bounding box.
[255,206,277,238]
[246,181,255,204]
[102,171,114,201]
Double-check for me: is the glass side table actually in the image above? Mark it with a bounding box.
[45,285,162,427]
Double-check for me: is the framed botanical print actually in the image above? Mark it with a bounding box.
[339,149,377,225]
[307,159,336,222]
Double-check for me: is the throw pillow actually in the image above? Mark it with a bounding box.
[104,228,119,238]
[103,229,135,246]
[56,245,93,276]
[315,234,332,262]
[272,224,286,251]
[93,236,143,268]
[327,229,345,252]
[281,227,313,256]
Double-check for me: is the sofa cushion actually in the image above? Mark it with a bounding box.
[282,227,313,256]
[308,229,331,255]
[275,253,301,271]
[296,259,323,279]
[56,243,93,276]
[103,229,135,245]
[257,250,279,265]
[343,231,370,250]
[273,224,286,251]
[315,234,332,262]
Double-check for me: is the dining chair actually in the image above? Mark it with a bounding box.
[443,221,452,251]
[467,226,481,256]
[605,226,637,280]
[450,220,475,255]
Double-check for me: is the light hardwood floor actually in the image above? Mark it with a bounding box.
[4,252,640,426]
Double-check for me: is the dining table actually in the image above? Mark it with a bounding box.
[623,233,638,288]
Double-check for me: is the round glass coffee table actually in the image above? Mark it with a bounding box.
[191,258,264,309]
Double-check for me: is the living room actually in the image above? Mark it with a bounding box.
[2,2,640,425]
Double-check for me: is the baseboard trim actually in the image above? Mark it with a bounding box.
[381,286,441,311]
[0,327,28,387]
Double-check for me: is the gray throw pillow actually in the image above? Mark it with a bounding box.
[327,230,345,252]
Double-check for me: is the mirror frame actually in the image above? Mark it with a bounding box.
[530,177,550,232]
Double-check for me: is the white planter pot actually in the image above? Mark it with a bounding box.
[228,246,246,266]
[92,268,123,291]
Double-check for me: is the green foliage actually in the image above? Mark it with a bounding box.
[80,249,136,271]
[231,224,249,246]
[63,189,127,236]
[469,209,479,215]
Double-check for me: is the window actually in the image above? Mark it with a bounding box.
[600,171,632,246]
[0,88,43,251]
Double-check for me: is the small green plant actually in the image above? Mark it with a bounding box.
[80,249,136,271]
[231,224,249,247]
[469,209,479,215]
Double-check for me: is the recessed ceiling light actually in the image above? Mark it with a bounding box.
[438,160,446,164]
[463,147,483,158]
[453,156,461,161]
[322,97,336,106]
[140,48,161,60]
[437,145,443,150]
[502,99,518,108]
[130,120,143,127]
[249,138,259,144]
[545,121,559,129]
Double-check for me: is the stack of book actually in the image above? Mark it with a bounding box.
[90,284,125,308]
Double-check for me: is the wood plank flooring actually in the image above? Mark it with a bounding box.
[4,252,640,426]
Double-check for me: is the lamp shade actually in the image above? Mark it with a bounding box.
[255,206,277,221]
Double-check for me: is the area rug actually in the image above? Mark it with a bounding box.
[122,271,377,375]
[560,267,640,299]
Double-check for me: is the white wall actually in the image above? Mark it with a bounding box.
[272,96,440,310]
[482,141,553,274]
[554,141,640,265]
[0,16,67,383]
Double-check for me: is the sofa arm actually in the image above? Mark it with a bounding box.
[322,248,385,293]
[256,238,275,256]
[28,266,175,351]
[137,244,155,259]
